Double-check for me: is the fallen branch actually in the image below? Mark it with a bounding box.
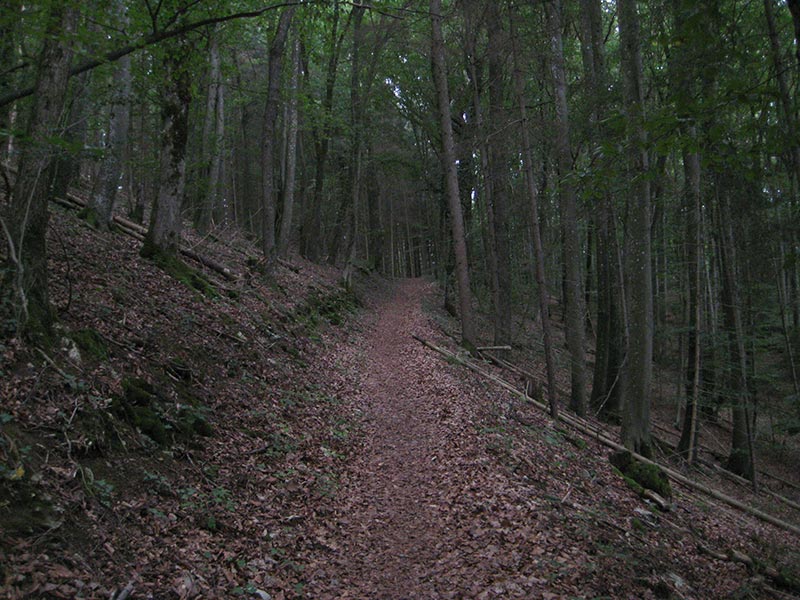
[52,195,240,281]
[414,334,800,537]
[697,543,800,593]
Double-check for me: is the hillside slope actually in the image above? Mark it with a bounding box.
[1,207,799,599]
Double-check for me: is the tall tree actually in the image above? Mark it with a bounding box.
[86,0,132,230]
[430,0,476,349]
[141,35,192,259]
[261,7,296,264]
[671,0,708,462]
[486,2,513,346]
[2,3,78,340]
[0,1,21,163]
[302,1,347,262]
[579,0,625,421]
[278,35,301,257]
[617,0,653,456]
[196,24,225,231]
[718,191,756,482]
[510,12,559,418]
[546,0,588,416]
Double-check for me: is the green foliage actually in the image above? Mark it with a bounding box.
[78,465,115,507]
[178,484,235,532]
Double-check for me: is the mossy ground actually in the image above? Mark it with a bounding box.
[140,245,217,297]
[610,450,672,500]
[112,377,212,447]
[70,328,109,360]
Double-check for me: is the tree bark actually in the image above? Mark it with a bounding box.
[141,36,192,259]
[510,14,558,418]
[261,7,296,264]
[430,0,476,350]
[546,0,587,416]
[87,0,132,230]
[2,4,77,340]
[486,2,513,347]
[786,0,800,71]
[618,0,654,457]
[302,2,346,262]
[579,0,625,421]
[278,36,300,258]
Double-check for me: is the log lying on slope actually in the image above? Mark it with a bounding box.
[413,334,800,537]
[53,194,239,281]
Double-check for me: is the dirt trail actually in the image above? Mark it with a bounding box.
[299,279,795,600]
[304,279,543,599]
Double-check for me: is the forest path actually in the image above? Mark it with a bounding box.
[303,279,544,599]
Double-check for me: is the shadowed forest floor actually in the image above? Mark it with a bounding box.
[1,208,799,599]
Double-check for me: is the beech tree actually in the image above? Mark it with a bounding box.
[261,7,296,265]
[86,0,132,231]
[2,3,77,339]
[430,0,476,349]
[141,34,192,260]
[617,0,654,457]
[546,0,587,417]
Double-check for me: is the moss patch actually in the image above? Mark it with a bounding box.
[610,450,672,500]
[70,328,109,361]
[112,377,212,447]
[293,287,360,331]
[141,246,217,297]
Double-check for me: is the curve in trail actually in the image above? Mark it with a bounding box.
[304,279,546,599]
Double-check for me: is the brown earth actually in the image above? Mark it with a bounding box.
[1,208,799,599]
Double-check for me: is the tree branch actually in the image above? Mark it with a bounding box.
[0,2,306,109]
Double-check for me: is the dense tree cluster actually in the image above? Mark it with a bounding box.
[1,0,799,474]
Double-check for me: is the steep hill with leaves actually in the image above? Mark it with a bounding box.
[1,207,800,599]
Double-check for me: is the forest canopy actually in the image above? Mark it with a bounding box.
[1,0,800,468]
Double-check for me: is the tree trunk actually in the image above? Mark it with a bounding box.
[618,0,654,457]
[510,15,558,418]
[278,36,300,258]
[786,0,800,71]
[328,5,364,267]
[50,71,90,204]
[341,6,365,286]
[486,2,513,347]
[677,143,703,461]
[547,0,587,416]
[87,0,132,230]
[302,2,346,262]
[0,1,21,162]
[430,0,476,350]
[261,7,296,264]
[141,37,192,259]
[579,0,625,421]
[462,2,499,341]
[206,27,226,228]
[2,5,77,341]
[717,194,756,483]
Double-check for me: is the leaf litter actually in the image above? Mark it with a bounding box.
[0,207,798,599]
